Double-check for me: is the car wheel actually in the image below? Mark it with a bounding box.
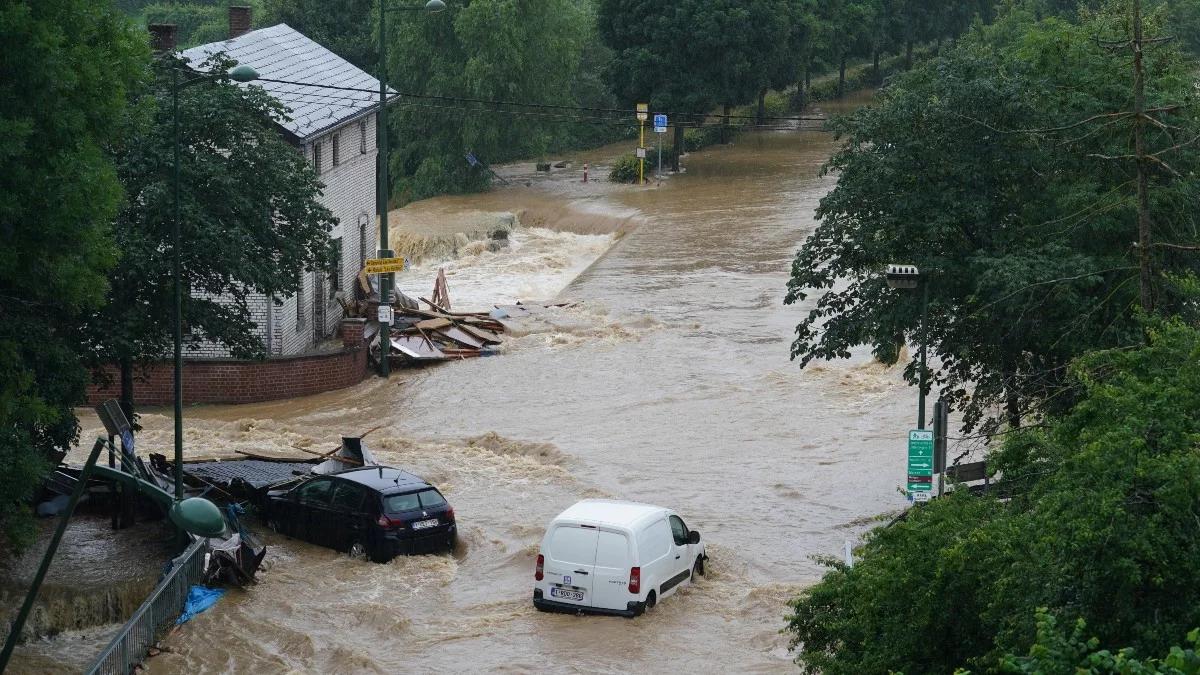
[347,540,368,561]
[694,556,705,578]
[645,590,657,610]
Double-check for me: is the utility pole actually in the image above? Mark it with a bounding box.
[375,0,445,377]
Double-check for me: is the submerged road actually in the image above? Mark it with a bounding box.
[35,91,918,674]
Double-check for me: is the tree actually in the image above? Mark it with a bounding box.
[783,5,1200,434]
[598,0,794,162]
[260,0,374,72]
[385,0,592,200]
[0,0,144,551]
[86,53,338,415]
[999,611,1200,674]
[787,318,1200,673]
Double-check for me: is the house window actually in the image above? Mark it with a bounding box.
[359,120,367,154]
[296,277,306,329]
[330,238,342,298]
[313,142,323,174]
[359,215,368,267]
[332,133,340,167]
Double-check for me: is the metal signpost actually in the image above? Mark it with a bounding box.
[653,113,667,178]
[636,103,648,184]
[907,429,934,502]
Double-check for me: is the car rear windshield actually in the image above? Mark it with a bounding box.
[385,489,446,513]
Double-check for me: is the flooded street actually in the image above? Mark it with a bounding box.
[37,93,919,674]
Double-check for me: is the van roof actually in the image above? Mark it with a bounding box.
[552,499,669,530]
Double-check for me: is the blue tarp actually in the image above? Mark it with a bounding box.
[177,585,225,624]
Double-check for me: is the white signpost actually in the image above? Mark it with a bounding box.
[653,113,668,178]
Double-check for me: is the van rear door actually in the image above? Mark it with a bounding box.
[544,524,597,607]
[591,529,633,612]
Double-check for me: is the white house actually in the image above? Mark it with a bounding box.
[180,11,392,357]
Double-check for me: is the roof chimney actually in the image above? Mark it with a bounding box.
[229,5,252,39]
[148,23,177,54]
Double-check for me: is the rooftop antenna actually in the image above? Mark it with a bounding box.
[377,466,382,480]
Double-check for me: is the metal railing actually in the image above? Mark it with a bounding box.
[87,538,207,675]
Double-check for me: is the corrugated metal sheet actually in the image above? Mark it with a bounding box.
[181,24,396,142]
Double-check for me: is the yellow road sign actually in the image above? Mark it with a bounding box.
[636,103,648,121]
[364,257,409,275]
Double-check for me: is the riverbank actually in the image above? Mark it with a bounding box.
[28,92,904,672]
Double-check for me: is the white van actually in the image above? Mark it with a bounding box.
[532,499,707,617]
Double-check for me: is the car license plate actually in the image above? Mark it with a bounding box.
[412,518,438,530]
[550,587,585,602]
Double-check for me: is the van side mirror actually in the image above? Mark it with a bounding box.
[688,530,700,545]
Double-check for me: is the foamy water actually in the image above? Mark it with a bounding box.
[392,226,617,312]
[23,93,927,674]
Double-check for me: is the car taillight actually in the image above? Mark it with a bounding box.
[535,554,544,581]
[446,506,455,521]
[629,566,641,594]
[377,515,403,529]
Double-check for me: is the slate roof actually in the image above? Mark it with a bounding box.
[181,24,396,143]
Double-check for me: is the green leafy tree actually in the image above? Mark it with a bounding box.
[784,5,1200,433]
[86,53,338,413]
[260,0,375,72]
[999,611,1200,674]
[598,0,795,163]
[385,0,591,200]
[787,318,1200,673]
[0,0,144,551]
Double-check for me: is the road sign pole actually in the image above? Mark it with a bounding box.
[657,135,662,179]
[636,103,648,185]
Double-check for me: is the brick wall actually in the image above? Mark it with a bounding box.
[88,320,372,406]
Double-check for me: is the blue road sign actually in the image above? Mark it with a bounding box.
[653,113,667,133]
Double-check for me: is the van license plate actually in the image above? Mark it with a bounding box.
[550,587,585,602]
[412,519,438,530]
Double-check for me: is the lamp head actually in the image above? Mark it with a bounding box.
[424,0,446,11]
[229,64,259,83]
[885,264,921,290]
[169,497,227,537]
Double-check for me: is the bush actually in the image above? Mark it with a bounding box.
[683,125,728,152]
[608,154,641,183]
[786,320,1200,674]
[998,611,1200,675]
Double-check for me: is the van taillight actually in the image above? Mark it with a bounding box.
[535,554,544,581]
[377,515,403,528]
[629,566,641,594]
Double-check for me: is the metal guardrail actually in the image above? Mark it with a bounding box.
[87,538,207,675]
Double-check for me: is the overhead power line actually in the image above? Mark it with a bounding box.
[251,75,829,125]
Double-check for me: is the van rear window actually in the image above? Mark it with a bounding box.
[385,489,445,513]
[548,526,598,566]
[594,531,630,569]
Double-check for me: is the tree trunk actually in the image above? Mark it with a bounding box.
[872,47,880,85]
[905,39,913,70]
[756,88,767,126]
[721,103,731,144]
[799,61,810,110]
[119,357,134,427]
[1002,359,1022,430]
[1133,0,1154,312]
[672,122,683,172]
[935,35,942,55]
[837,53,847,98]
[805,61,811,90]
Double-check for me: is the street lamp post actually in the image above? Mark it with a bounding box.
[376,0,446,378]
[169,62,259,503]
[885,264,929,429]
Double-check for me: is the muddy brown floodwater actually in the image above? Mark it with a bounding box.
[37,91,921,674]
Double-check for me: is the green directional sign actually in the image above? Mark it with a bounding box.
[907,429,935,494]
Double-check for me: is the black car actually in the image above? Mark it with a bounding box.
[264,466,456,562]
